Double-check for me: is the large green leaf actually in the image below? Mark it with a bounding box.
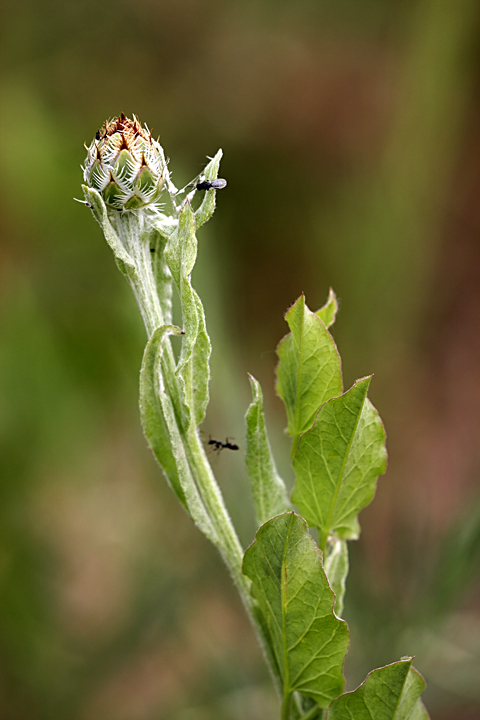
[328,659,429,720]
[292,377,386,548]
[243,513,349,711]
[276,295,342,451]
[245,375,290,526]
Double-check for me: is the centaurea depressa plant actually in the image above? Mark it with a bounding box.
[81,114,429,720]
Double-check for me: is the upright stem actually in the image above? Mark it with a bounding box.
[299,705,325,720]
[282,692,292,720]
[115,213,164,335]
[114,210,282,695]
[183,426,247,591]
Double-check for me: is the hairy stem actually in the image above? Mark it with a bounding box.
[116,210,282,694]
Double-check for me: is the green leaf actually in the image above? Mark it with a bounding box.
[140,324,186,507]
[150,230,173,324]
[82,185,136,277]
[195,149,223,228]
[243,512,349,710]
[408,701,429,720]
[139,325,217,542]
[292,377,387,548]
[328,659,429,720]
[316,288,338,328]
[276,295,342,451]
[165,203,199,371]
[324,538,349,618]
[165,203,211,426]
[245,375,290,526]
[187,290,212,426]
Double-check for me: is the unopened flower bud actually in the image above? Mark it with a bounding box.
[83,113,166,211]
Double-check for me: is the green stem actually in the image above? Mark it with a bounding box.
[282,692,292,720]
[291,433,300,460]
[115,213,164,335]
[183,425,247,592]
[319,530,328,555]
[183,425,282,694]
[299,705,325,720]
[115,210,282,694]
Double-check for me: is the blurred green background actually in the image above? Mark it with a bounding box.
[1,0,480,718]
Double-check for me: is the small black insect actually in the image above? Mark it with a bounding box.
[195,179,227,191]
[150,248,155,253]
[95,129,101,141]
[208,437,239,453]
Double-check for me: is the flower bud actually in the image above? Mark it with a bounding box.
[83,113,166,210]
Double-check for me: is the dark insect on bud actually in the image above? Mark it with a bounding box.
[195,179,227,191]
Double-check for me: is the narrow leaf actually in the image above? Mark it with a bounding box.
[316,288,338,328]
[140,324,186,507]
[150,230,173,324]
[139,325,217,542]
[328,659,429,720]
[195,149,223,228]
[292,377,387,545]
[276,295,342,447]
[245,375,290,526]
[165,203,211,426]
[82,185,136,277]
[243,512,349,709]
[324,538,349,618]
[186,290,212,426]
[165,203,199,374]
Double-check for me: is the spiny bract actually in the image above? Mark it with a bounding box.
[83,113,166,211]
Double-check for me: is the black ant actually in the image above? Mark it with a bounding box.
[208,437,239,453]
[195,179,227,191]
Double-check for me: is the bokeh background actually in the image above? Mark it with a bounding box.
[1,0,480,718]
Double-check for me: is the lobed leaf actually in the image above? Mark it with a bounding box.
[243,512,349,710]
[316,288,338,329]
[195,149,223,228]
[328,659,429,720]
[292,377,386,546]
[245,375,290,526]
[276,295,342,449]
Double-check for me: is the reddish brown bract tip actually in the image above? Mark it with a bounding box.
[98,113,151,148]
